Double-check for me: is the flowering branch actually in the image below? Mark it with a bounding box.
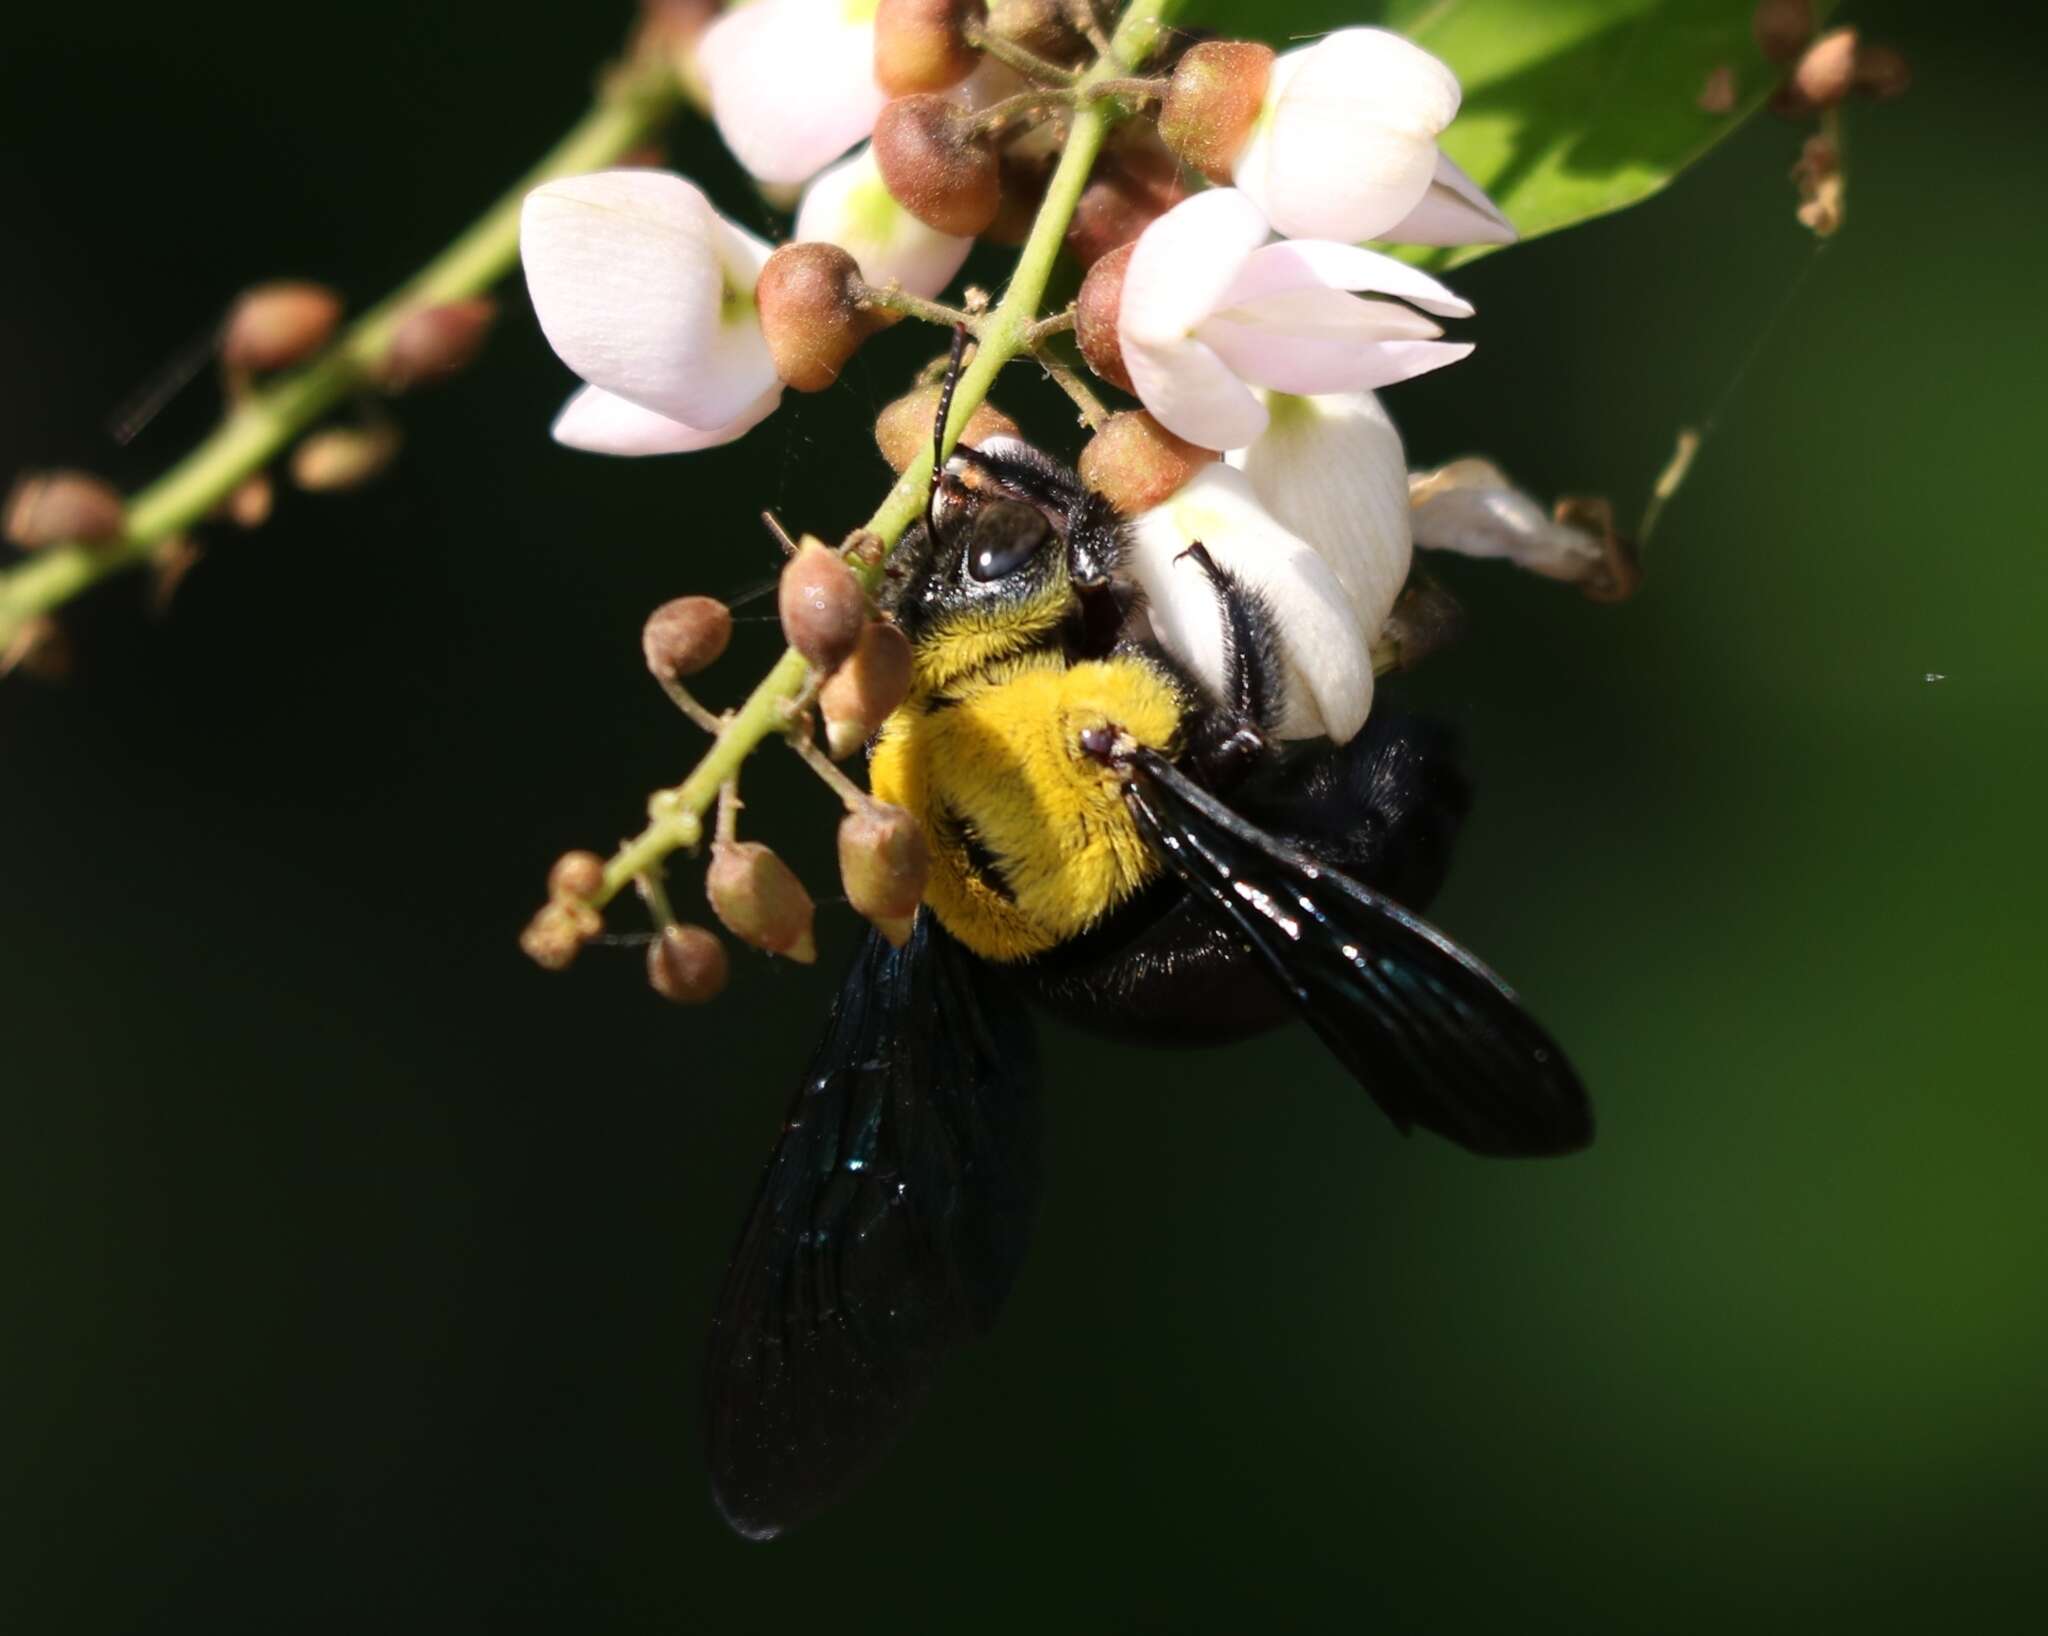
[0,52,684,655]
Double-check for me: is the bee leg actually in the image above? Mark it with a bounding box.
[1170,540,1285,791]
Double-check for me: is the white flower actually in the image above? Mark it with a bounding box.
[1408,458,1608,579]
[1233,27,1513,248]
[1229,391,1413,661]
[795,145,973,298]
[520,170,782,455]
[698,0,888,186]
[1127,463,1375,744]
[1118,187,1474,452]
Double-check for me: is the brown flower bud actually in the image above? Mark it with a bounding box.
[290,421,402,492]
[4,470,126,549]
[1159,41,1274,185]
[1078,411,1217,515]
[1852,42,1911,101]
[873,385,1020,473]
[985,0,1088,65]
[1792,26,1858,108]
[1,616,73,683]
[226,475,273,529]
[779,540,867,674]
[548,849,608,902]
[1066,127,1191,269]
[646,922,730,1003]
[875,0,985,96]
[221,281,344,373]
[873,94,1000,236]
[707,840,817,962]
[755,241,889,393]
[379,297,498,390]
[1375,579,1465,674]
[838,801,930,947]
[1696,63,1738,116]
[520,897,602,971]
[1075,241,1134,393]
[819,620,914,757]
[1750,0,1812,64]
[642,595,733,681]
[1791,132,1844,237]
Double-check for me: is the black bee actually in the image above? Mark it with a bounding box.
[703,432,1592,1540]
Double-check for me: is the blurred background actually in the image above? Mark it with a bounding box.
[3,1,2041,1629]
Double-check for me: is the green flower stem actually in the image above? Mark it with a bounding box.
[0,56,684,652]
[584,0,1188,917]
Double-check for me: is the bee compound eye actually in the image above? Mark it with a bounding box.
[966,501,1050,583]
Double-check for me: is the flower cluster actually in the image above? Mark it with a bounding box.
[517,6,1524,746]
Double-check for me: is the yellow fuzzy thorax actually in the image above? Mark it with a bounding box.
[868,648,1186,963]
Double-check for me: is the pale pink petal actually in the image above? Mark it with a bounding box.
[1382,150,1517,247]
[795,146,973,297]
[1410,474,1604,578]
[1117,188,1271,348]
[1122,332,1269,452]
[1199,292,1442,395]
[699,0,887,185]
[1221,240,1473,318]
[1345,338,1475,389]
[550,383,782,456]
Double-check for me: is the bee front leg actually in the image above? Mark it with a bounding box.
[1171,540,1284,791]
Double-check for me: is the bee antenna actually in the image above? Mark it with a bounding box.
[926,322,970,538]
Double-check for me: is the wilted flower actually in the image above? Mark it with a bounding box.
[796,145,973,298]
[1117,187,1474,451]
[1233,28,1513,247]
[521,171,783,457]
[699,0,889,185]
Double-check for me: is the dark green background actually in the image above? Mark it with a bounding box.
[4,2,2041,1629]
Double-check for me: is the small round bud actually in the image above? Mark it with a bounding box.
[4,470,126,549]
[221,281,344,373]
[1852,42,1911,101]
[707,840,818,963]
[1075,241,1134,393]
[1696,63,1738,116]
[1078,411,1218,515]
[755,242,887,393]
[379,297,498,390]
[779,541,867,674]
[875,0,985,96]
[520,898,602,971]
[642,595,734,681]
[548,850,607,902]
[873,385,1020,474]
[646,922,730,1003]
[1066,129,1190,269]
[290,422,401,492]
[226,475,273,530]
[872,95,1001,237]
[820,620,914,757]
[1791,26,1858,108]
[1159,41,1274,185]
[1750,0,1812,65]
[985,0,1088,65]
[838,802,930,947]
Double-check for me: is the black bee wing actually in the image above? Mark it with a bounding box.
[704,913,1041,1540]
[1123,748,1591,1157]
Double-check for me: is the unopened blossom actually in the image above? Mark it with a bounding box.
[521,171,782,456]
[1229,390,1413,659]
[1118,187,1474,452]
[1234,28,1514,247]
[796,145,973,298]
[698,0,889,185]
[1126,463,1374,744]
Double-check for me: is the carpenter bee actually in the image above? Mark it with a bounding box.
[704,431,1593,1541]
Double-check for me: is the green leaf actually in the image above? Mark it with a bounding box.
[1185,0,1830,266]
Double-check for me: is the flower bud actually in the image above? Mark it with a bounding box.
[1066,128,1191,269]
[1853,42,1911,101]
[1375,578,1465,674]
[1078,411,1217,515]
[1158,41,1274,185]
[1750,0,1812,64]
[379,297,498,390]
[707,840,817,962]
[779,541,868,674]
[1075,241,1133,393]
[875,0,985,96]
[520,897,602,971]
[1696,63,1738,115]
[755,241,888,393]
[819,620,914,756]
[226,475,273,529]
[873,385,1020,473]
[642,595,734,681]
[1,616,72,683]
[1792,132,1843,237]
[646,922,730,1003]
[838,801,929,946]
[873,94,1001,237]
[221,281,344,373]
[4,470,126,549]
[548,849,608,902]
[290,422,402,492]
[1792,26,1858,108]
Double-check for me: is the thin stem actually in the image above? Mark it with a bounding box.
[659,677,725,735]
[967,90,1072,139]
[634,870,679,931]
[859,283,977,330]
[1030,346,1110,429]
[1063,0,1118,64]
[0,53,684,653]
[572,0,1189,919]
[1086,76,1168,104]
[786,728,868,812]
[962,19,1081,86]
[1024,309,1077,345]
